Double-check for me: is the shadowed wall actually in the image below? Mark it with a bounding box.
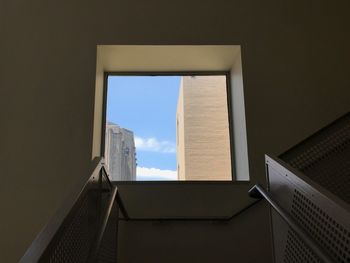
[1,0,350,261]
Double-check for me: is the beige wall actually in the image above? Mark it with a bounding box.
[177,76,232,180]
[1,0,350,262]
[176,78,186,180]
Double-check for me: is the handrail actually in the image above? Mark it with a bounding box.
[249,184,335,263]
[88,186,118,262]
[19,157,113,263]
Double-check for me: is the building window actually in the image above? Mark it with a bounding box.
[103,73,233,181]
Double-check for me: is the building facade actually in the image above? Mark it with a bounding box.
[104,122,137,181]
[176,76,232,180]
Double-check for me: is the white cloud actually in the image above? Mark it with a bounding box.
[135,136,176,153]
[136,167,177,181]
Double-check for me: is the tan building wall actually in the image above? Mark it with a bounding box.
[176,76,232,180]
[176,78,186,180]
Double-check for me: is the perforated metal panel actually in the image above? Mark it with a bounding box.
[266,156,350,263]
[48,195,92,263]
[282,115,350,170]
[281,113,350,203]
[20,159,119,263]
[97,201,119,263]
[39,181,116,262]
[284,229,321,263]
[291,189,350,262]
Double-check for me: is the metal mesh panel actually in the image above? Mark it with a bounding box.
[290,189,350,263]
[284,229,321,263]
[302,145,350,203]
[40,189,114,263]
[281,113,350,203]
[20,160,119,263]
[97,201,119,263]
[48,195,92,263]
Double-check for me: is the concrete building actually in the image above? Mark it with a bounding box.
[105,122,136,181]
[177,76,232,180]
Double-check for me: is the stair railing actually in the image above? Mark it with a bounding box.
[20,157,126,263]
[249,184,335,263]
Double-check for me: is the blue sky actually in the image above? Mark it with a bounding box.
[106,76,180,180]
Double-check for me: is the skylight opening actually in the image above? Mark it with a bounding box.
[103,73,233,181]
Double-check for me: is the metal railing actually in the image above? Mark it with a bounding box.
[249,184,335,263]
[88,186,118,263]
[20,157,124,263]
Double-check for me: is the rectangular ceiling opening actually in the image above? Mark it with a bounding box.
[103,73,233,181]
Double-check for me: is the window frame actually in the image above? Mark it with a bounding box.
[101,71,236,182]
